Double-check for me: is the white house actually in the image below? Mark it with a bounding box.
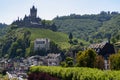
[46,53,61,66]
[34,38,50,51]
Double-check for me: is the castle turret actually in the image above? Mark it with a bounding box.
[30,5,37,18]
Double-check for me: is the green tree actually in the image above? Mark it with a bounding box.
[61,57,73,67]
[76,49,97,68]
[16,49,23,56]
[49,41,60,53]
[111,37,116,43]
[94,55,105,70]
[9,42,18,58]
[109,52,120,70]
[23,30,31,48]
[50,23,57,31]
[69,32,73,40]
[65,57,73,67]
[73,39,78,45]
[69,32,73,44]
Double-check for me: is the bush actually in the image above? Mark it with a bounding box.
[109,53,120,70]
[94,55,105,70]
[76,49,97,68]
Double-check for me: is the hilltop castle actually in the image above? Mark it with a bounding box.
[12,5,57,31]
[12,5,42,27]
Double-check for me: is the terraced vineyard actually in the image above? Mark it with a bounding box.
[29,66,120,80]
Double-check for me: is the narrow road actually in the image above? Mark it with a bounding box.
[6,72,24,80]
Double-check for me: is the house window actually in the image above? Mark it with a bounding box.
[36,41,45,44]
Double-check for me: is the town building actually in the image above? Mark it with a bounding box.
[28,54,61,66]
[88,41,115,69]
[46,53,61,66]
[88,41,115,59]
[34,38,50,51]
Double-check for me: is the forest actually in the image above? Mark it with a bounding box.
[53,11,120,43]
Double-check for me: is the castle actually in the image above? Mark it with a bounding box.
[12,5,42,27]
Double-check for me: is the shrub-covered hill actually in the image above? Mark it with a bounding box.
[53,11,120,43]
[54,19,101,41]
[95,15,120,43]
[0,26,87,58]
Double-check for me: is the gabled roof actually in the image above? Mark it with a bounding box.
[88,41,110,54]
[88,41,108,49]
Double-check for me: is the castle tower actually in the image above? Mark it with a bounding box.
[30,5,37,18]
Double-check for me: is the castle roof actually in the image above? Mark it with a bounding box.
[31,5,37,10]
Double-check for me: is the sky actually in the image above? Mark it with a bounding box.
[0,0,120,24]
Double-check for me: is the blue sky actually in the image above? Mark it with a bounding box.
[0,0,120,24]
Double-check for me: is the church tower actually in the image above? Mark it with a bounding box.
[30,5,37,18]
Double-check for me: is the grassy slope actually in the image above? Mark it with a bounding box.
[25,28,88,49]
[1,27,88,57]
[26,28,71,49]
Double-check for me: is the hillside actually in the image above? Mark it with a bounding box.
[53,11,120,43]
[0,26,88,58]
[97,15,120,40]
[1,11,120,58]
[54,19,102,40]
[26,28,88,48]
[26,28,71,49]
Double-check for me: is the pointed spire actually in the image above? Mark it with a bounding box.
[32,5,35,9]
